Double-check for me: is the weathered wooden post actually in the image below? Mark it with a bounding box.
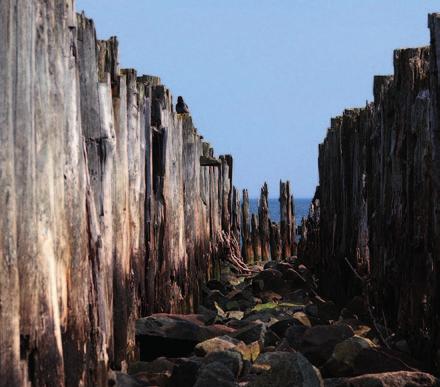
[251,214,261,262]
[231,186,241,244]
[270,222,282,261]
[259,182,271,261]
[280,180,296,258]
[290,192,297,256]
[241,189,254,263]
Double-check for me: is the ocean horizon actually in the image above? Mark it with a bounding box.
[249,198,311,226]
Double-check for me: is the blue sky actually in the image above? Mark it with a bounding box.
[76,1,439,198]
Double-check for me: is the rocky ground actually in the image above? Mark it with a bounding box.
[112,259,439,387]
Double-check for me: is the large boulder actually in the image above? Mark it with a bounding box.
[136,314,235,360]
[128,358,175,376]
[349,347,418,375]
[194,362,238,387]
[321,336,377,377]
[285,324,308,349]
[298,325,354,366]
[322,336,421,377]
[195,335,260,362]
[232,322,267,346]
[248,351,323,387]
[127,357,176,385]
[324,371,440,387]
[168,357,203,387]
[113,372,148,387]
[195,335,243,356]
[203,350,243,377]
[271,317,303,337]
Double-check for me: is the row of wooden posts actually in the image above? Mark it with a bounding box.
[230,181,297,264]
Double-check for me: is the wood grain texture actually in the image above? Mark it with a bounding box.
[0,2,303,384]
[300,14,440,370]
[0,4,238,385]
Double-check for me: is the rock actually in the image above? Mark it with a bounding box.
[204,289,229,310]
[298,325,354,366]
[264,329,281,348]
[195,336,245,356]
[233,323,267,346]
[114,372,148,387]
[250,301,303,315]
[213,302,228,319]
[350,347,416,375]
[136,314,235,360]
[249,351,323,387]
[128,358,175,375]
[206,279,230,294]
[244,310,281,325]
[134,371,172,386]
[226,310,245,321]
[283,289,310,304]
[285,325,308,349]
[169,357,203,387]
[197,305,220,324]
[226,301,242,311]
[223,274,246,287]
[324,371,440,387]
[270,318,303,337]
[275,338,295,352]
[259,291,283,303]
[305,303,319,318]
[225,288,258,311]
[204,350,243,377]
[253,269,284,292]
[195,335,259,361]
[334,319,372,339]
[194,362,238,387]
[245,341,262,362]
[264,261,279,270]
[292,311,312,327]
[321,336,377,377]
[227,319,254,329]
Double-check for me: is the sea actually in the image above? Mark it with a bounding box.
[249,198,311,226]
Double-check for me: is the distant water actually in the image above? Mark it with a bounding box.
[249,198,311,226]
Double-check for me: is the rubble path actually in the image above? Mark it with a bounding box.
[112,259,439,387]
